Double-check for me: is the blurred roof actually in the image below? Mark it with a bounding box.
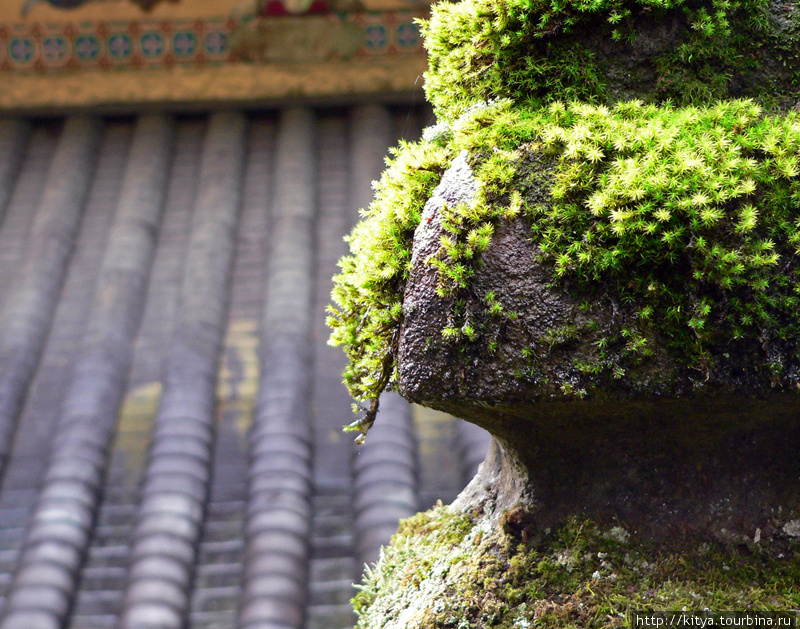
[0,105,489,629]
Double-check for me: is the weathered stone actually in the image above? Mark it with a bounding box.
[397,152,800,539]
[330,0,800,625]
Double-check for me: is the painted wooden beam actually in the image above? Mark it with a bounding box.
[0,9,428,112]
[0,57,427,112]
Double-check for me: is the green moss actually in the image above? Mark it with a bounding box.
[351,504,477,624]
[354,505,800,629]
[529,99,800,375]
[336,0,800,618]
[326,139,452,439]
[421,0,800,120]
[328,99,800,431]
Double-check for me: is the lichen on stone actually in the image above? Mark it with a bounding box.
[353,504,800,629]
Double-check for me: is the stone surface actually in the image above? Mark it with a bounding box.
[575,0,799,108]
[397,151,800,540]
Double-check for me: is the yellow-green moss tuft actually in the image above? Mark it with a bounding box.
[328,99,800,428]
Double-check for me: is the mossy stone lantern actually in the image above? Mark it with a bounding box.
[329,0,800,624]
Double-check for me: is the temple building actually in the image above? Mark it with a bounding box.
[0,2,489,628]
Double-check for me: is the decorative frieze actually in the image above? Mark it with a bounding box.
[0,11,425,73]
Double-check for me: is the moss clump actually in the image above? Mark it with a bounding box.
[524,99,800,382]
[328,99,800,430]
[421,0,800,119]
[353,504,800,629]
[327,140,451,438]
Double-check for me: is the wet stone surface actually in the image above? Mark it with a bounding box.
[397,136,800,544]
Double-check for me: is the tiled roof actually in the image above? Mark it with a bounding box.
[0,106,490,629]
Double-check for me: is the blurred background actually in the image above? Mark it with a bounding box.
[0,2,490,629]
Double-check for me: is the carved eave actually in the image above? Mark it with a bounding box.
[0,3,428,112]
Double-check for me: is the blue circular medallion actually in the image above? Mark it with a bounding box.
[41,36,68,64]
[395,23,420,48]
[172,31,198,58]
[365,25,388,50]
[203,31,227,56]
[108,33,133,60]
[9,37,35,65]
[140,32,166,58]
[74,35,101,62]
